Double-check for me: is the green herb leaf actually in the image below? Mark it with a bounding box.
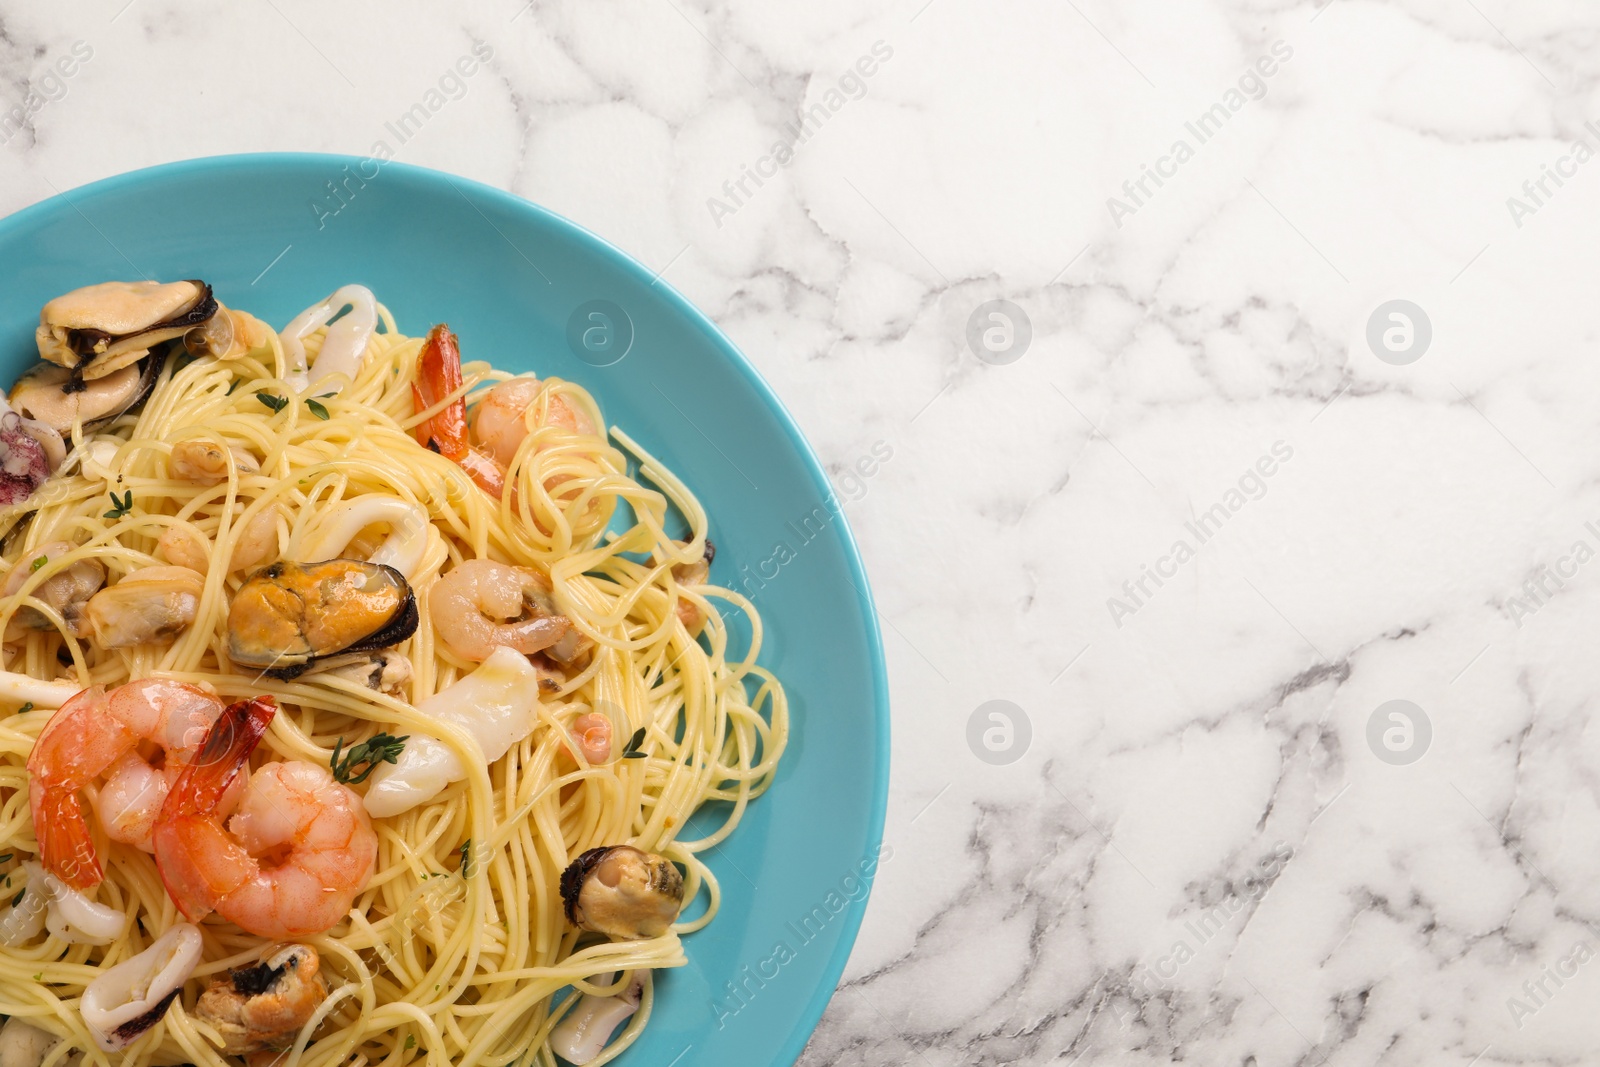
[255,391,288,413]
[30,973,39,982]
[0,854,13,864]
[29,556,45,572]
[404,1036,416,1051]
[621,726,648,759]
[459,839,475,878]
[330,732,409,785]
[103,490,134,520]
[11,888,23,908]
[306,399,331,420]
[16,703,32,715]
[226,379,242,395]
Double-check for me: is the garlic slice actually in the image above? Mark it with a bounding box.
[80,923,201,1051]
[549,972,646,1065]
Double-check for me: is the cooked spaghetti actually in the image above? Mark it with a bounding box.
[0,280,787,1067]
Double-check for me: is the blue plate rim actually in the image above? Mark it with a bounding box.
[0,152,890,1067]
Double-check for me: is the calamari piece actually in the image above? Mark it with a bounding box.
[297,497,430,579]
[0,1016,81,1067]
[362,647,541,817]
[0,868,125,964]
[0,410,60,507]
[549,972,646,1065]
[79,923,201,1051]
[278,285,377,391]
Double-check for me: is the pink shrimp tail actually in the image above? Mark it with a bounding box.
[31,787,102,890]
[27,685,113,890]
[153,695,276,922]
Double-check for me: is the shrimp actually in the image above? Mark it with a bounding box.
[428,558,572,662]
[671,539,715,635]
[412,324,507,498]
[27,679,230,889]
[157,505,280,576]
[230,504,283,574]
[471,376,595,468]
[157,523,209,573]
[153,696,378,939]
[568,712,613,765]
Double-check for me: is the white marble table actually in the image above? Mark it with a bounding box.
[5,1,1599,1064]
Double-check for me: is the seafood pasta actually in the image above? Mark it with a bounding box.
[0,281,787,1066]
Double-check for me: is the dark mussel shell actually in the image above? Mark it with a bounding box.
[63,281,217,358]
[10,346,169,436]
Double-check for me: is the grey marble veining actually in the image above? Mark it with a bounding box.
[5,1,1600,1064]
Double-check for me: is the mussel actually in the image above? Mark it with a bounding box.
[181,304,274,361]
[559,846,684,940]
[168,439,260,486]
[194,943,328,1056]
[85,565,203,648]
[2,541,104,640]
[9,352,165,436]
[227,559,417,678]
[35,280,217,380]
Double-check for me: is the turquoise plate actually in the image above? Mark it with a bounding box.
[0,155,888,1066]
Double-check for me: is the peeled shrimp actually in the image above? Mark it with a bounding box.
[157,523,209,573]
[428,558,571,662]
[671,539,715,634]
[155,505,279,576]
[153,696,378,939]
[568,712,613,765]
[471,376,595,468]
[230,504,283,574]
[26,679,230,888]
